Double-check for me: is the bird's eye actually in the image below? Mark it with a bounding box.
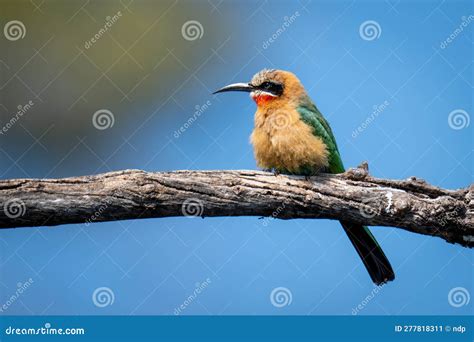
[258,81,283,96]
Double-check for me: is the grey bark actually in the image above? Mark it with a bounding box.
[0,164,472,248]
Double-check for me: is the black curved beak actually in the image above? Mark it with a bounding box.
[213,82,254,94]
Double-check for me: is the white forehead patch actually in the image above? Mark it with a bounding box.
[251,69,277,85]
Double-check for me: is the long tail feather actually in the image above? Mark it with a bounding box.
[340,221,395,285]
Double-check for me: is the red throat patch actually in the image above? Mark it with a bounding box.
[252,94,275,106]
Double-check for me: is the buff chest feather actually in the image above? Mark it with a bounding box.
[249,71,329,174]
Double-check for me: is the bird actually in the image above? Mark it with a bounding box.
[213,69,395,285]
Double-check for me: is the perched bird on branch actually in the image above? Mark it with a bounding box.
[214,69,395,284]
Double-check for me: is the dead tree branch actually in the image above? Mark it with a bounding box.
[0,165,472,248]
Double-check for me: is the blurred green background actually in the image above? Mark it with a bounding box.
[1,0,234,174]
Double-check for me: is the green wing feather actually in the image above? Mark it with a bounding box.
[296,97,344,174]
[297,96,395,284]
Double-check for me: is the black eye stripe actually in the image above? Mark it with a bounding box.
[257,81,283,96]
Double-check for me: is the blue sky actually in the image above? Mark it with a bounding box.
[0,0,472,315]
